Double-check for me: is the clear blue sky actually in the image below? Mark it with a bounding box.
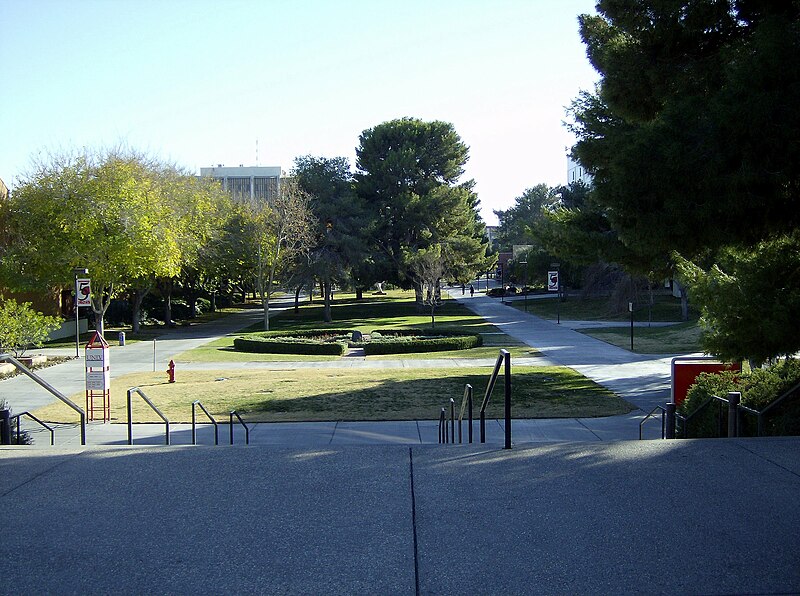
[0,0,599,225]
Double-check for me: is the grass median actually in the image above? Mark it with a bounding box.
[34,366,634,423]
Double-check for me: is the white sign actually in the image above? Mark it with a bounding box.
[85,348,109,367]
[85,369,110,391]
[76,278,92,307]
[547,271,559,292]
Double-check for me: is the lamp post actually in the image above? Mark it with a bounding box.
[73,267,88,357]
[520,260,528,312]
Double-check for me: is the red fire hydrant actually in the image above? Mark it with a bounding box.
[167,359,176,383]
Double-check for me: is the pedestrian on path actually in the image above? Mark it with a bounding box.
[461,283,465,295]
[469,284,474,297]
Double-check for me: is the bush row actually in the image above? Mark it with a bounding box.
[362,328,482,355]
[679,359,800,437]
[233,327,482,356]
[233,329,352,356]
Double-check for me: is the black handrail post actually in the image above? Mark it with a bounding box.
[480,411,486,443]
[468,386,473,444]
[439,408,445,443]
[0,409,10,445]
[450,398,455,444]
[127,389,133,445]
[192,403,197,445]
[727,391,741,438]
[503,350,512,450]
[230,412,234,445]
[665,402,676,439]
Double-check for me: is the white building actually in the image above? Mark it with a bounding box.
[567,155,592,186]
[200,165,282,202]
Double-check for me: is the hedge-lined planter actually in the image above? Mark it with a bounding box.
[233,327,482,356]
[361,328,482,356]
[233,329,351,356]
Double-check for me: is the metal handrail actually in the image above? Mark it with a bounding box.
[0,354,86,445]
[458,384,473,444]
[192,400,219,445]
[127,387,170,445]
[449,398,455,444]
[638,405,665,440]
[229,410,250,445]
[732,380,800,437]
[438,408,446,443]
[479,349,512,449]
[676,392,741,438]
[11,411,54,446]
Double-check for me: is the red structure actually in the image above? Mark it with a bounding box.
[167,360,175,383]
[671,357,741,406]
[85,332,110,422]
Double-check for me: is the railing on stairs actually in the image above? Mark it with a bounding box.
[229,410,250,445]
[127,387,170,445]
[0,353,86,445]
[438,350,512,449]
[480,350,512,449]
[11,411,54,445]
[458,384,473,444]
[647,381,800,440]
[192,400,219,445]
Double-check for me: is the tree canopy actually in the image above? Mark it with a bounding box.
[355,117,492,298]
[568,0,800,360]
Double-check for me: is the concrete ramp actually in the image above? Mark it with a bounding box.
[1,438,799,594]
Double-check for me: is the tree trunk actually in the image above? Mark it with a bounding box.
[163,280,174,327]
[356,287,363,300]
[131,287,150,334]
[323,280,332,323]
[677,282,689,321]
[90,284,113,338]
[294,285,302,313]
[414,282,424,311]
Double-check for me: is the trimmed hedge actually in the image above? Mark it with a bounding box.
[233,329,351,356]
[362,328,482,356]
[679,359,800,437]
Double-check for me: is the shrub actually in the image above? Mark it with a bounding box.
[233,329,351,356]
[0,299,61,357]
[363,328,482,355]
[679,359,800,437]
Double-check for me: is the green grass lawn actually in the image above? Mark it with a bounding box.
[512,294,698,323]
[35,366,634,423]
[580,321,702,354]
[178,290,535,362]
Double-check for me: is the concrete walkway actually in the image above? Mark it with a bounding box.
[2,438,799,594]
[5,292,691,446]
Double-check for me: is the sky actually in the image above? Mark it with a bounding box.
[0,0,600,225]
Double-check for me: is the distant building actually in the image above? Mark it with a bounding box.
[0,177,8,201]
[199,165,282,202]
[567,155,592,186]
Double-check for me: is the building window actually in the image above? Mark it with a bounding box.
[254,176,278,201]
[227,177,251,201]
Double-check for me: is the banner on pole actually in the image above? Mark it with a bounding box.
[76,278,92,307]
[547,271,559,292]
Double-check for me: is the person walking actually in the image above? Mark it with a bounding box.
[461,283,466,295]
[469,284,475,297]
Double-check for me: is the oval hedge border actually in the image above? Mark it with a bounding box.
[233,329,351,356]
[232,327,482,356]
[360,328,483,356]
